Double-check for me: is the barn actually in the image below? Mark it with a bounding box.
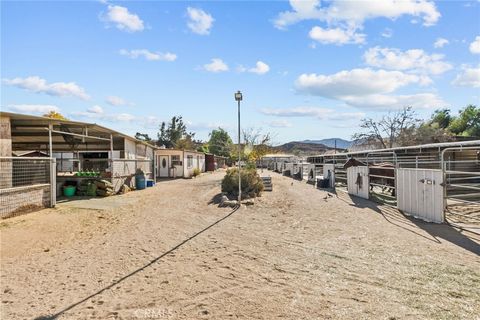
[0,112,156,218]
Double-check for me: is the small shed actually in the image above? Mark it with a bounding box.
[155,149,205,178]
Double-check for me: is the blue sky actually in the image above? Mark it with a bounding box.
[1,0,479,144]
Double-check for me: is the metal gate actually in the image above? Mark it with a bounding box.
[397,168,444,223]
[441,146,480,226]
[0,156,56,218]
[347,166,369,199]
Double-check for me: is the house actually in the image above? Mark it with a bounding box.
[155,149,205,178]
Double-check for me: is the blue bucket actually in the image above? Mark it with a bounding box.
[146,180,155,187]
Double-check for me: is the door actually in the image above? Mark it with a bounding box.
[158,156,169,177]
[397,168,444,223]
[347,166,369,199]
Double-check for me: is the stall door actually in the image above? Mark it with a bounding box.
[397,168,444,223]
[347,166,369,199]
[158,156,169,177]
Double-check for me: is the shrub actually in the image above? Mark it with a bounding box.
[221,168,264,199]
[193,168,201,177]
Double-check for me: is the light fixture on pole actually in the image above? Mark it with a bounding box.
[234,90,242,204]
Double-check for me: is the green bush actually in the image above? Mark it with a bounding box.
[193,168,201,177]
[221,168,264,199]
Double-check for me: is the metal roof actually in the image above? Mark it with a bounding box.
[1,111,157,149]
[307,139,480,158]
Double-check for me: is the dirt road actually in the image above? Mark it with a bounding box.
[1,170,479,319]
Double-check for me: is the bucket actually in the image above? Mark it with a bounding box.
[63,185,76,197]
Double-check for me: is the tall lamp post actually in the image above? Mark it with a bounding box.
[234,90,242,203]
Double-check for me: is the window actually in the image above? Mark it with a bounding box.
[187,155,193,168]
[171,155,182,166]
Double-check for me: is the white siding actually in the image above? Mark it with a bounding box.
[397,168,444,223]
[347,166,369,199]
[124,139,136,159]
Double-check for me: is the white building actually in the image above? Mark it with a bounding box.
[155,149,205,178]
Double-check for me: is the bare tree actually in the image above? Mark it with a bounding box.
[238,128,274,164]
[352,107,418,149]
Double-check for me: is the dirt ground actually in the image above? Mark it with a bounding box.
[1,170,479,320]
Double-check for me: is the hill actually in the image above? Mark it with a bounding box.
[272,141,335,156]
[302,138,352,149]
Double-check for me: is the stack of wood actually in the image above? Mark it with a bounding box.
[95,179,114,197]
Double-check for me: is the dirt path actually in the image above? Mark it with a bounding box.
[1,170,479,319]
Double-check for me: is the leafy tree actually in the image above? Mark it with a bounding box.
[135,132,152,142]
[43,111,67,120]
[157,116,196,149]
[429,108,452,129]
[448,105,480,137]
[352,107,418,149]
[208,128,233,157]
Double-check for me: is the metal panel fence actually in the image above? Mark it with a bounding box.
[441,147,480,225]
[0,157,56,219]
[111,159,154,192]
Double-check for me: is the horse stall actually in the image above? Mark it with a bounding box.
[366,152,397,206]
[283,162,294,176]
[323,164,335,188]
[306,163,323,185]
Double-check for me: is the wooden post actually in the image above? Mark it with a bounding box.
[48,124,53,156]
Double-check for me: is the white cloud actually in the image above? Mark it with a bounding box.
[381,28,393,38]
[119,49,177,61]
[363,47,452,75]
[469,36,480,54]
[295,68,424,98]
[2,76,90,100]
[274,0,440,29]
[434,37,449,48]
[105,95,133,106]
[342,93,447,110]
[103,5,144,32]
[452,65,480,88]
[72,110,136,122]
[274,0,439,45]
[7,104,60,114]
[203,58,229,73]
[294,68,446,110]
[250,61,270,75]
[87,105,104,114]
[309,26,365,45]
[266,119,293,128]
[261,107,364,120]
[238,61,270,75]
[186,7,214,35]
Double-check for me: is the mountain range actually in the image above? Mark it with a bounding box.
[301,138,353,149]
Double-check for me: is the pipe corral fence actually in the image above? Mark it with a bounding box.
[262,140,480,225]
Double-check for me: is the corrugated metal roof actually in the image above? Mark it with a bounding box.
[1,111,157,149]
[307,139,480,158]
